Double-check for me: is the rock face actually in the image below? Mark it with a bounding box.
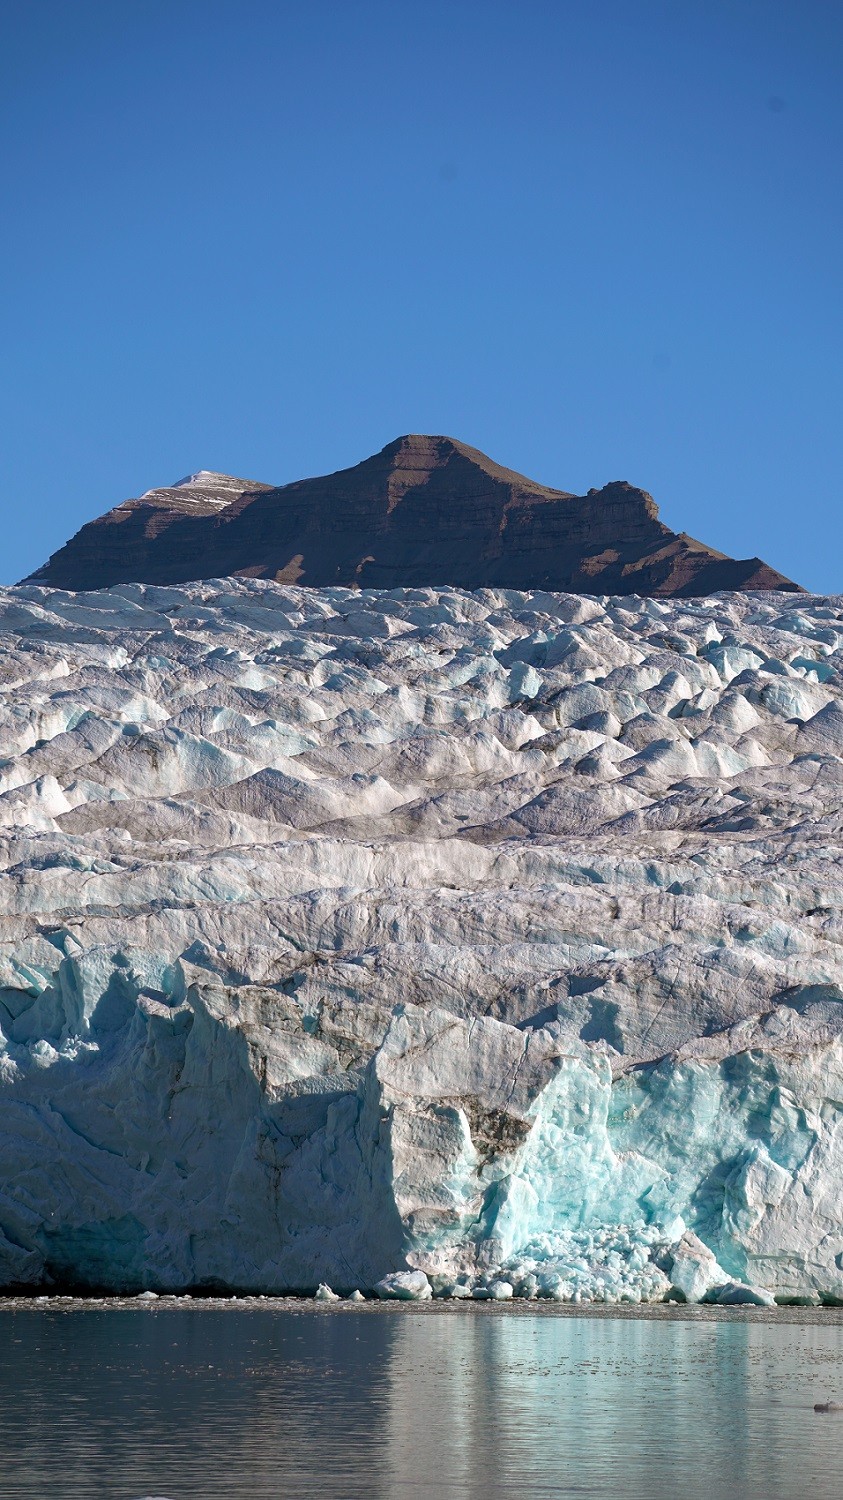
[24,436,800,597]
[0,578,840,1299]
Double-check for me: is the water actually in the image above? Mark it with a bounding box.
[1,1302,842,1499]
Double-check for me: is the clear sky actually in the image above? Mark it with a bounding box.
[1,0,841,591]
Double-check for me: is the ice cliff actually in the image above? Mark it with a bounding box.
[0,579,841,1302]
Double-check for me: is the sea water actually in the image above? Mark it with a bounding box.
[1,1303,842,1499]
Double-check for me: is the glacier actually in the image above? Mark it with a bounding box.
[0,578,841,1303]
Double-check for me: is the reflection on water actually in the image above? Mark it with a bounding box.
[1,1304,842,1499]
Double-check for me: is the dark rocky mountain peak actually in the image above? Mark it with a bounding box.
[23,435,801,596]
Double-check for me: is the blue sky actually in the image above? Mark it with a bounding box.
[1,0,841,590]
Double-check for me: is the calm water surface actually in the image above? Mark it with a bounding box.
[1,1302,842,1499]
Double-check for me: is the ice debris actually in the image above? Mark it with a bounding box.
[669,1231,729,1304]
[375,1271,433,1301]
[715,1282,777,1308]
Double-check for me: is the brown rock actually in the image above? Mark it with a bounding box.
[23,435,802,596]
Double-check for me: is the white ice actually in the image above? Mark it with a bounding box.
[0,579,841,1302]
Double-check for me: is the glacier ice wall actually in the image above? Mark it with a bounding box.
[0,579,841,1300]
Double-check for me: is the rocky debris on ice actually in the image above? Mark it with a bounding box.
[0,579,841,1302]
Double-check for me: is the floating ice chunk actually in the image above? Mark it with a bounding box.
[374,1271,432,1301]
[315,1283,339,1302]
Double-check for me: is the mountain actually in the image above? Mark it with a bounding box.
[23,434,801,595]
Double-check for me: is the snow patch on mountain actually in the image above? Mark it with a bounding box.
[137,471,269,508]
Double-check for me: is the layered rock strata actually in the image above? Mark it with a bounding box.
[24,436,800,597]
[0,579,840,1300]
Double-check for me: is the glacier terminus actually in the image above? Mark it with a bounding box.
[0,578,842,1305]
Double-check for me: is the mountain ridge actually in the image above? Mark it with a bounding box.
[24,434,801,596]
